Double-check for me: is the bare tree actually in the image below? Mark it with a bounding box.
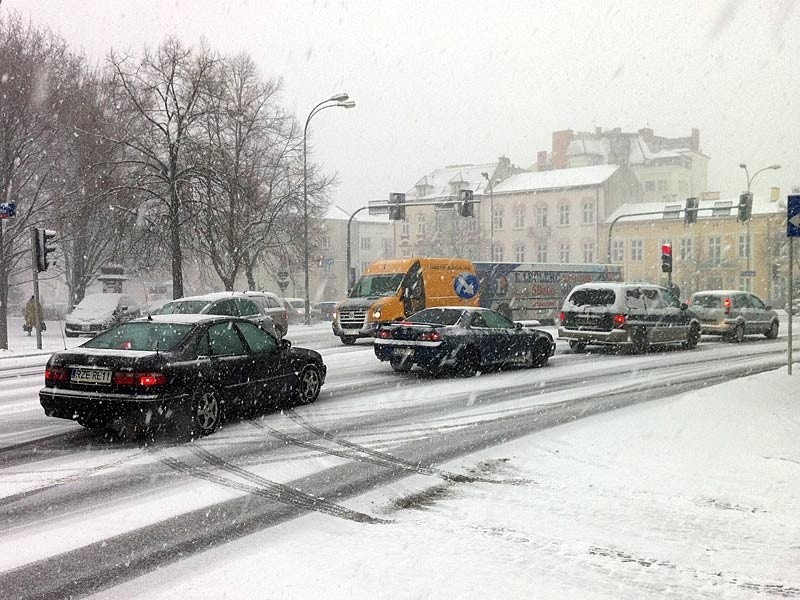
[191,52,334,291]
[0,13,83,348]
[105,37,216,299]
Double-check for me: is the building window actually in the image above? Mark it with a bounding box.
[359,237,371,250]
[536,243,547,263]
[323,260,334,276]
[536,205,548,227]
[611,240,624,263]
[631,240,644,261]
[678,180,689,194]
[514,241,525,262]
[559,241,570,263]
[320,236,331,250]
[417,214,426,236]
[382,237,392,252]
[708,236,722,265]
[738,234,750,259]
[558,204,570,226]
[582,241,595,263]
[435,213,445,235]
[739,276,753,292]
[492,242,504,262]
[679,238,693,261]
[513,205,525,229]
[493,206,504,230]
[712,201,733,217]
[657,179,670,192]
[401,219,410,238]
[645,180,655,191]
[582,200,594,225]
[360,261,370,273]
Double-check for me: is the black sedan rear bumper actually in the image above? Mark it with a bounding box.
[40,387,188,429]
[374,339,456,368]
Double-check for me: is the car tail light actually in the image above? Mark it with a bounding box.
[612,314,627,328]
[724,297,731,315]
[377,329,393,339]
[45,366,68,384]
[419,331,441,342]
[113,371,167,387]
[559,311,566,323]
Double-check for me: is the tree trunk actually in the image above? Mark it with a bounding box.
[0,221,8,350]
[169,186,184,299]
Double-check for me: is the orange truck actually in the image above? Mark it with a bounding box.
[332,257,479,345]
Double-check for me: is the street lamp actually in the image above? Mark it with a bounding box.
[739,162,781,280]
[481,172,494,261]
[303,94,356,326]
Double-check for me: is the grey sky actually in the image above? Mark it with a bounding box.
[9,0,799,212]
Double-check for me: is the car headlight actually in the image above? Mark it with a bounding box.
[373,309,382,319]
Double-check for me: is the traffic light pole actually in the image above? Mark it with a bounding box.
[30,227,43,350]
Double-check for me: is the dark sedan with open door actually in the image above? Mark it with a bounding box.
[40,314,326,439]
[374,306,555,375]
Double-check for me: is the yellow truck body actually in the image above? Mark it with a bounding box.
[332,257,479,344]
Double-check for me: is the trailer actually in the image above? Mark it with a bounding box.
[474,262,624,324]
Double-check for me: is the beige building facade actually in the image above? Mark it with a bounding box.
[605,195,787,304]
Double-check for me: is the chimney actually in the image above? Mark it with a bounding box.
[595,126,602,136]
[537,151,547,170]
[551,129,572,169]
[691,128,700,152]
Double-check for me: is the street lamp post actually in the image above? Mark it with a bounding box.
[739,162,780,284]
[303,94,355,326]
[481,172,494,261]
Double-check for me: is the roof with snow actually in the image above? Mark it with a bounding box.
[324,205,389,223]
[606,195,783,223]
[407,162,499,199]
[492,165,620,194]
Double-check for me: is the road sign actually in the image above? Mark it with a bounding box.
[276,270,289,280]
[367,200,389,216]
[788,195,800,237]
[740,270,756,277]
[453,272,479,299]
[0,202,15,219]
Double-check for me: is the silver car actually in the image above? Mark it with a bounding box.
[688,290,779,342]
[153,292,278,337]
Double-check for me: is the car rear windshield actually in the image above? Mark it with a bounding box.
[83,323,194,351]
[691,294,722,308]
[566,288,617,307]
[407,308,463,325]
[153,300,210,315]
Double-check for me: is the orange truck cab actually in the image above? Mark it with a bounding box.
[332,257,479,345]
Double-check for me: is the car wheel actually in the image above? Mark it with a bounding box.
[729,324,744,343]
[188,386,221,439]
[295,365,322,405]
[457,346,480,377]
[529,340,551,368]
[340,335,356,346]
[390,356,413,372]
[765,320,779,340]
[568,340,587,353]
[684,322,701,349]
[630,327,649,354]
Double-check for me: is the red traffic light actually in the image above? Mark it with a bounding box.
[661,243,672,256]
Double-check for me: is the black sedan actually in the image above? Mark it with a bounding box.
[40,314,326,438]
[374,306,555,375]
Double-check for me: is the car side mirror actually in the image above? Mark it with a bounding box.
[680,302,689,310]
[514,322,523,330]
[279,338,292,351]
[765,305,772,311]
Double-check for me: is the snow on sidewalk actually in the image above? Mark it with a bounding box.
[103,366,800,600]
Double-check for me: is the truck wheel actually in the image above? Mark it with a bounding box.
[340,335,356,346]
[568,340,586,353]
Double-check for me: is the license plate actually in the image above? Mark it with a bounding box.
[71,367,112,384]
[393,348,414,357]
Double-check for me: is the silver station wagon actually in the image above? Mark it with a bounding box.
[688,290,779,342]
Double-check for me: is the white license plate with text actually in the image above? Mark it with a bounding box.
[71,368,112,384]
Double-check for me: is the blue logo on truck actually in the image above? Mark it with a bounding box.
[454,272,479,299]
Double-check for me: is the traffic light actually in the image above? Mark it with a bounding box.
[388,192,406,220]
[737,192,753,222]
[684,197,699,225]
[661,242,672,273]
[458,189,474,217]
[35,228,57,272]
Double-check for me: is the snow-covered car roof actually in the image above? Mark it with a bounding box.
[131,313,229,324]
